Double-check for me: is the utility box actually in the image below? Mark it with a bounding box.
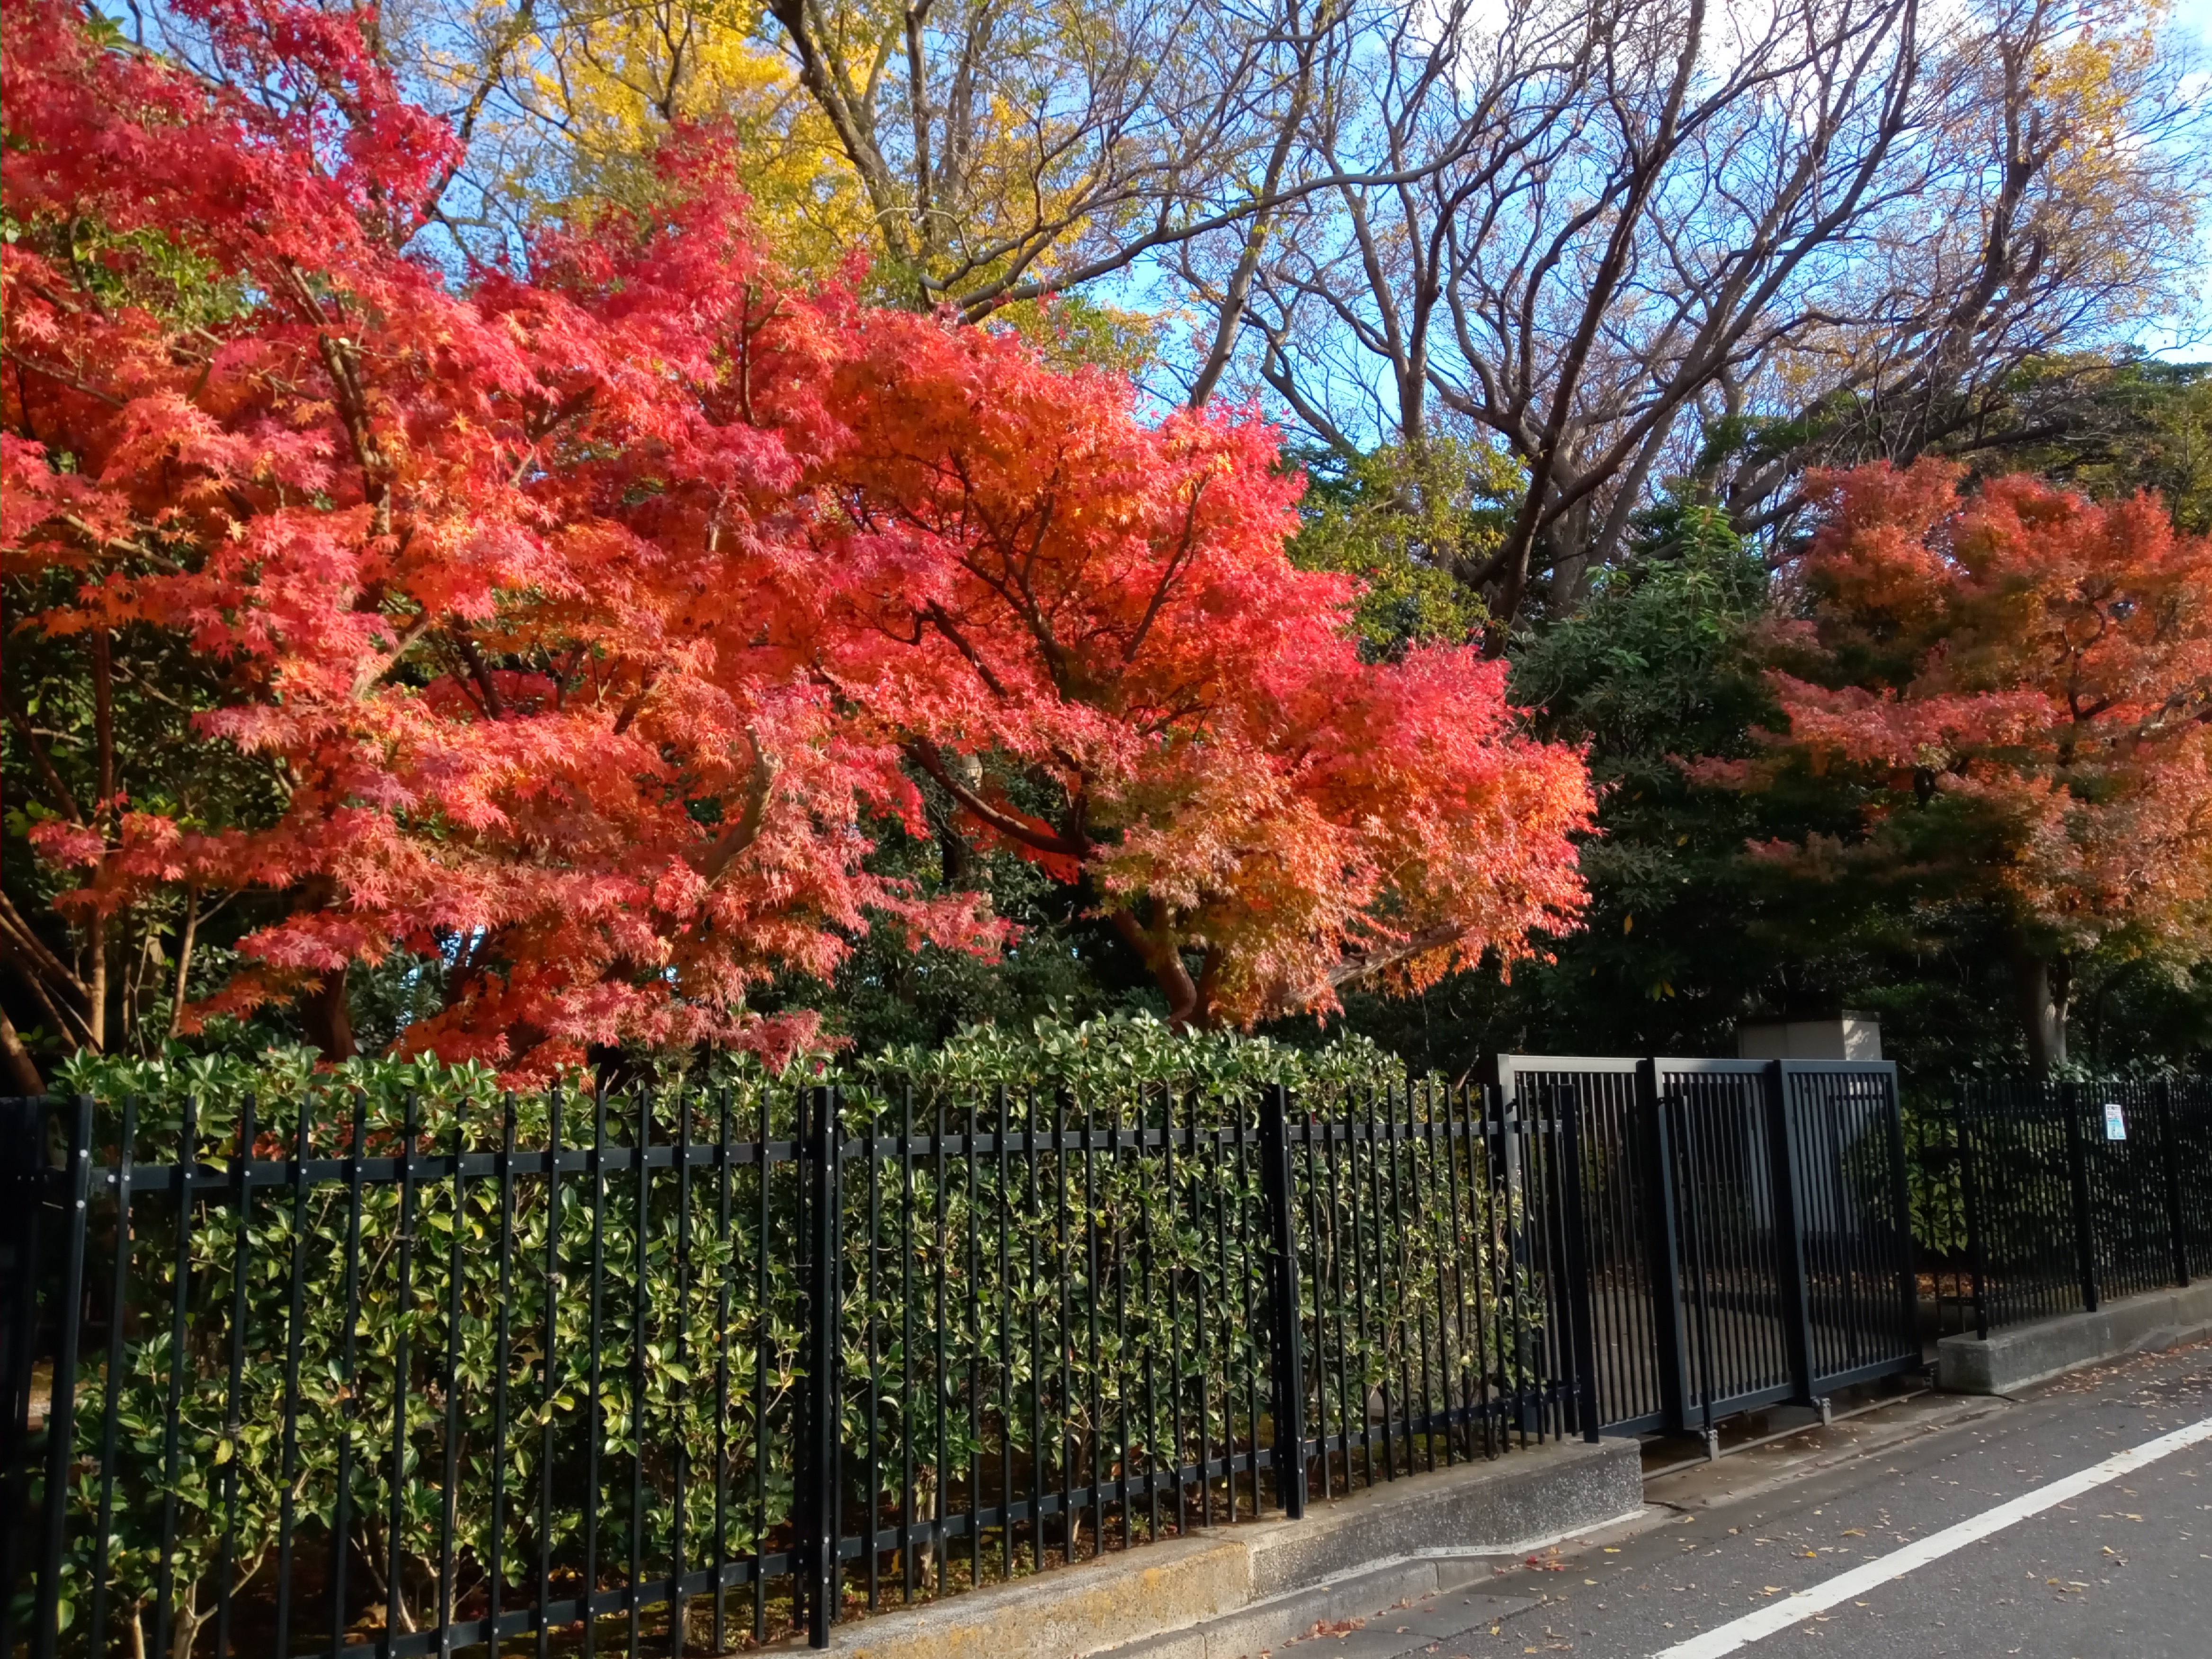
[1735,1013,1882,1061]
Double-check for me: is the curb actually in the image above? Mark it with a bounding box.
[801,1438,1642,1659]
[1640,1391,2012,1515]
[1935,1283,2212,1395]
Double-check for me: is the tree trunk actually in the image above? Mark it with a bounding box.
[1106,904,1213,1028]
[300,965,358,1062]
[0,1004,43,1093]
[2009,938,2069,1073]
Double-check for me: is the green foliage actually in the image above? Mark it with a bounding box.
[1286,439,1517,656]
[1949,356,2212,535]
[986,292,1165,378]
[753,793,1164,1055]
[1310,500,1846,1066]
[0,210,249,333]
[1512,502,1771,767]
[855,1009,1404,1100]
[36,1024,1524,1651]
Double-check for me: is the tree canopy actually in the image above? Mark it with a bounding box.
[1711,461,2212,1069]
[0,0,1590,1085]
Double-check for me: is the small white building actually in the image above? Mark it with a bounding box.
[1734,1012,1883,1061]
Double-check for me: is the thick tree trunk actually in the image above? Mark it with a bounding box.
[300,965,358,1062]
[2009,939,2069,1073]
[1107,903,1215,1028]
[0,1005,43,1093]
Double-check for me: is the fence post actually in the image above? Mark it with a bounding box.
[30,1097,93,1659]
[2155,1079,2190,1289]
[2060,1081,2099,1315]
[799,1085,843,1648]
[0,1098,41,1659]
[1762,1064,1819,1409]
[1555,1085,1603,1444]
[1258,1083,1309,1517]
[1635,1061,1690,1434]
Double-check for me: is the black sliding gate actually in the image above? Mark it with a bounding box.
[1494,1057,1919,1439]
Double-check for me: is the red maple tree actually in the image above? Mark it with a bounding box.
[1730,460,2212,1067]
[1,0,1591,1079]
[799,330,1594,1026]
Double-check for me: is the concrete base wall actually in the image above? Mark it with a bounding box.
[821,1437,1644,1659]
[1936,1281,2212,1395]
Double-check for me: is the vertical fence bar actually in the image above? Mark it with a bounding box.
[713,1090,735,1648]
[800,1085,841,1648]
[1634,1062,1688,1433]
[583,1089,610,1659]
[330,1092,367,1659]
[673,1088,695,1657]
[2155,1079,2190,1290]
[30,1097,92,1659]
[754,1086,775,1640]
[0,1097,49,1659]
[1258,1084,1307,1518]
[211,1093,258,1659]
[1956,1097,1991,1341]
[152,1094,199,1659]
[627,1091,651,1659]
[1879,1069,1919,1361]
[273,1095,312,1658]
[488,1093,518,1659]
[2060,1082,2099,1314]
[386,1091,423,1658]
[1554,1086,1602,1444]
[89,1098,140,1657]
[538,1085,565,1659]
[1761,1064,1817,1408]
[437,1099,469,1659]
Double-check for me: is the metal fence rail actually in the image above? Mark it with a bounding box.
[1954,1078,2212,1337]
[0,1077,1588,1658]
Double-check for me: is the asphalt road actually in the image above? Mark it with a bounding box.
[1277,1339,2212,1659]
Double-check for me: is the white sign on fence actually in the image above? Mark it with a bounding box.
[2105,1101,2127,1142]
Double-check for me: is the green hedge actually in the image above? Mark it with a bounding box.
[28,1018,1530,1656]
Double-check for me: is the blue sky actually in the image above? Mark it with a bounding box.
[2158,0,2212,358]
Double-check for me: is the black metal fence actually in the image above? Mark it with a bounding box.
[1492,1058,1917,1449]
[1,1057,1918,1657]
[1951,1078,2212,1337]
[1,1075,1593,1658]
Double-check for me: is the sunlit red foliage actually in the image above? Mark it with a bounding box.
[1725,460,2212,1041]
[1,0,1590,1074]
[794,332,1593,1025]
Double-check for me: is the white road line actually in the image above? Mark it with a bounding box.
[1651,1413,2212,1659]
